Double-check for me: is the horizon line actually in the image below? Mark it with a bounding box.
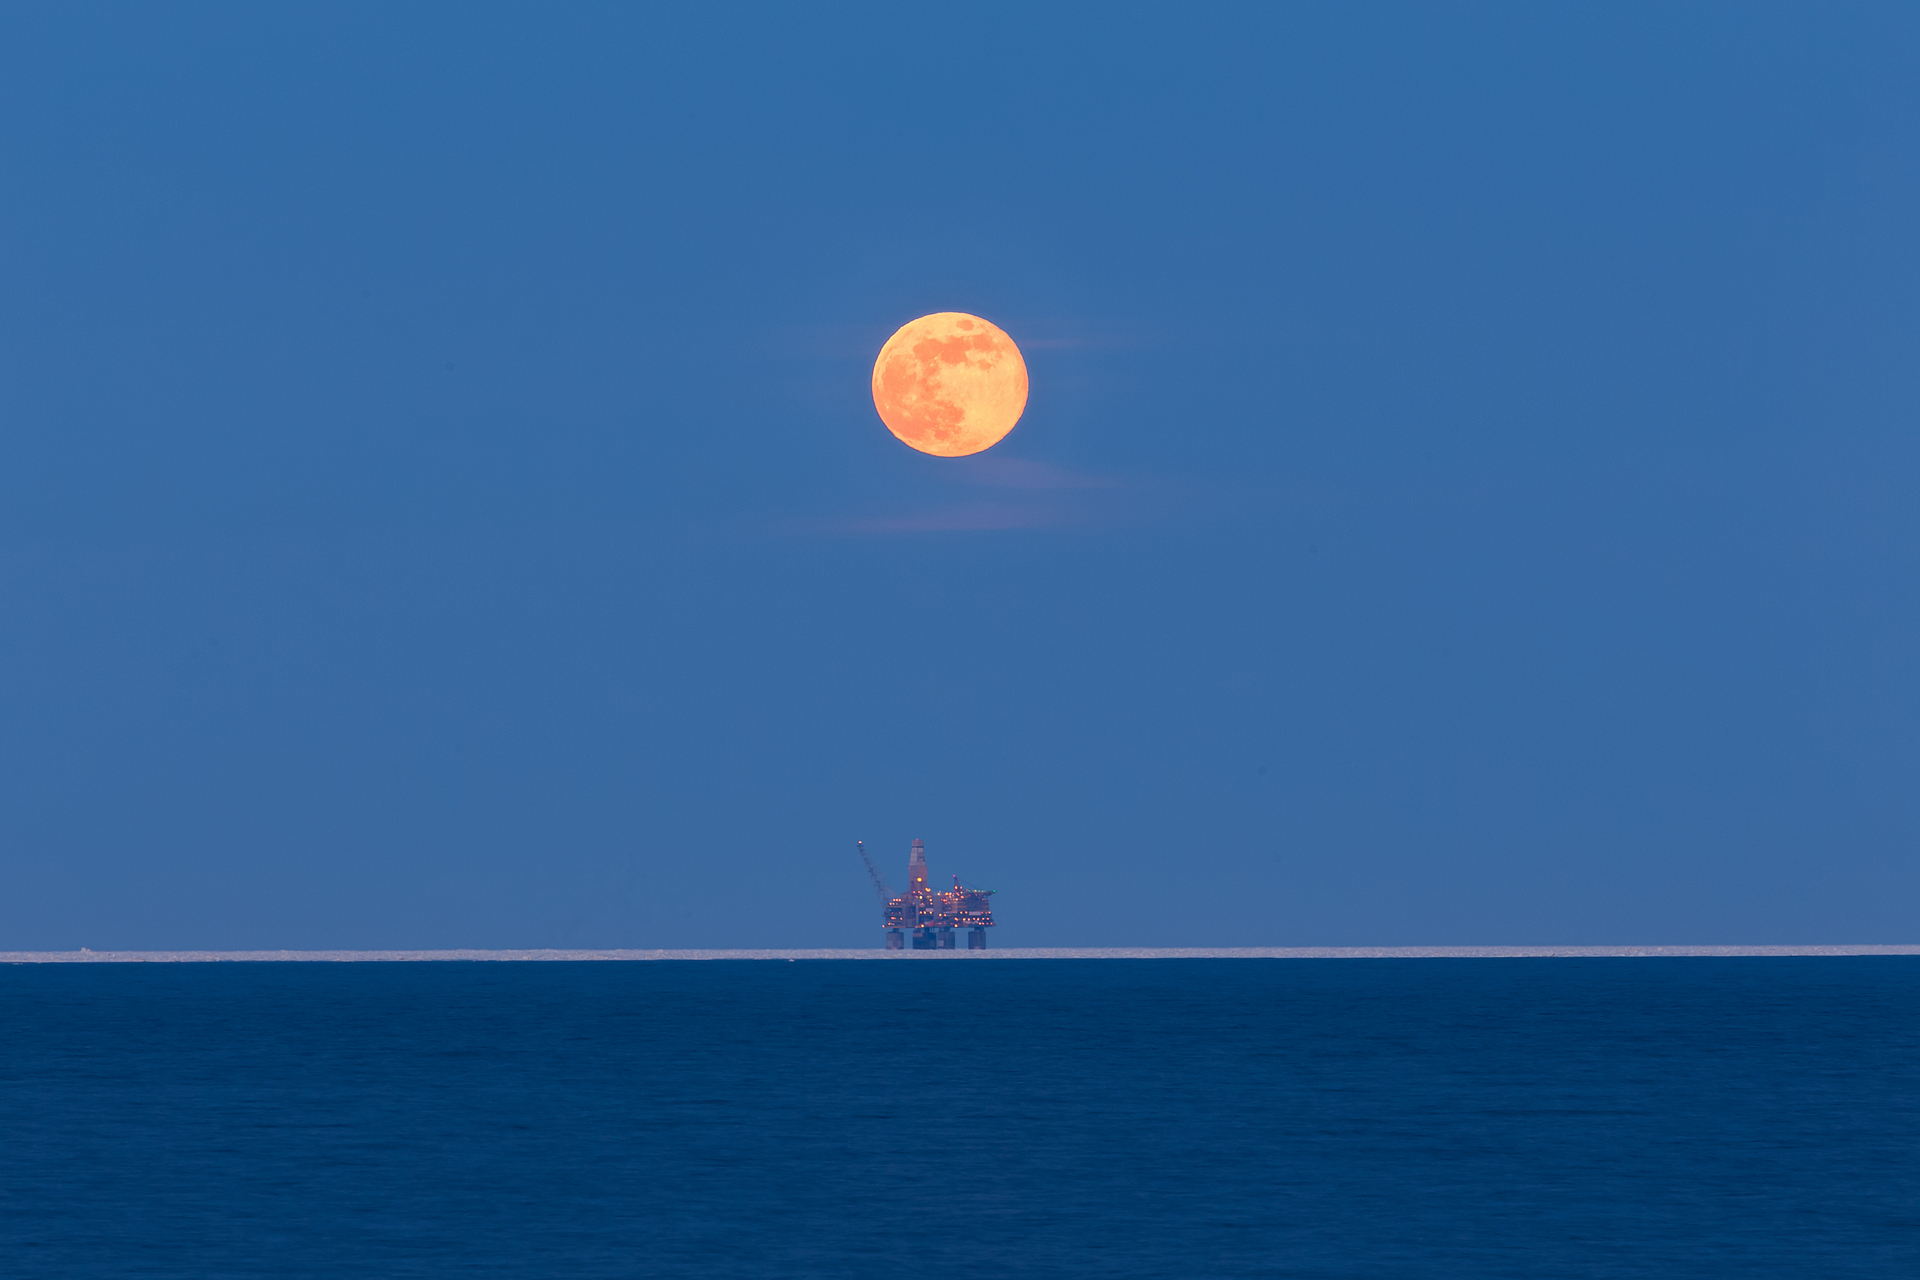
[5,945,1919,964]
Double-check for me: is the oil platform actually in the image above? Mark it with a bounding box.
[856,839,995,949]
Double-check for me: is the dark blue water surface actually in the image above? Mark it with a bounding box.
[3,958,1917,1278]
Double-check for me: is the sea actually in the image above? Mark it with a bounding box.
[3,953,1917,1278]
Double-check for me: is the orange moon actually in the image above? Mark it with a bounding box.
[871,312,1029,457]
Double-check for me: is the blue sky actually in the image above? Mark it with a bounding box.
[2,2,1918,947]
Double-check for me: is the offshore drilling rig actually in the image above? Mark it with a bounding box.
[856,838,995,949]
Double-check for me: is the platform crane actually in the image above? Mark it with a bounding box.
[855,840,895,909]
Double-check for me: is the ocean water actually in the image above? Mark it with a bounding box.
[2,958,1916,1278]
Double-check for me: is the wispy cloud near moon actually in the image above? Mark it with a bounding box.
[942,456,1123,492]
[798,457,1131,536]
[817,503,1078,534]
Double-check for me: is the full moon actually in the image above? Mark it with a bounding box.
[871,312,1029,457]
